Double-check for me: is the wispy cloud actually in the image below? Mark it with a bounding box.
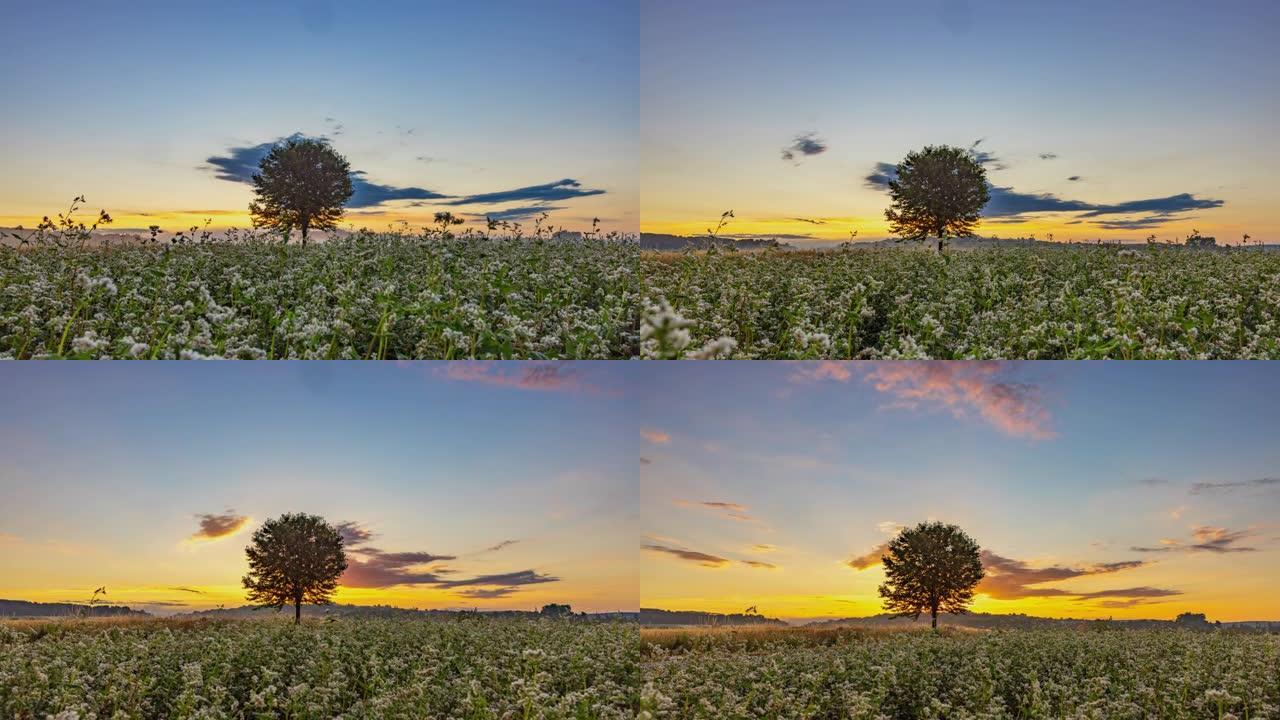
[435,362,604,394]
[444,178,605,207]
[189,510,250,542]
[641,429,671,445]
[978,551,1152,600]
[337,520,554,594]
[341,547,457,588]
[742,560,777,569]
[1131,526,1259,554]
[452,587,521,599]
[642,543,730,567]
[791,362,1054,442]
[674,499,765,526]
[439,569,559,589]
[473,204,567,222]
[862,362,1055,439]
[789,361,852,383]
[1190,477,1279,495]
[482,539,519,554]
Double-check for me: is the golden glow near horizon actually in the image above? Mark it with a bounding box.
[641,548,1280,623]
[0,206,630,238]
[638,363,1280,624]
[640,212,1268,246]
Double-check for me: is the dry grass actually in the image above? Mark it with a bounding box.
[0,614,333,636]
[642,623,983,657]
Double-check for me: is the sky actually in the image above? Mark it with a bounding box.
[0,362,637,615]
[641,0,1280,244]
[0,1,637,234]
[637,361,1280,623]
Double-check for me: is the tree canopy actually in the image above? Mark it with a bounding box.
[242,513,347,624]
[885,145,990,252]
[877,521,985,629]
[249,138,353,244]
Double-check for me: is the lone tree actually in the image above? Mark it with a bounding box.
[885,145,990,253]
[243,513,348,624]
[877,521,985,630]
[249,137,354,245]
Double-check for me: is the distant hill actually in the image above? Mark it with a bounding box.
[176,603,638,622]
[640,608,787,627]
[806,611,1280,632]
[0,598,149,618]
[640,233,794,251]
[640,232,1278,252]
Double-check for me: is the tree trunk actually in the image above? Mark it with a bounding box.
[300,220,309,247]
[294,598,302,625]
[931,610,937,630]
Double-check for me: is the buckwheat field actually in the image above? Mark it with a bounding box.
[640,627,1280,719]
[0,617,639,719]
[640,247,1280,360]
[0,230,638,360]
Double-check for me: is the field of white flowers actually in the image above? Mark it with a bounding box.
[0,233,637,359]
[640,626,1280,719]
[0,617,638,719]
[641,247,1280,359]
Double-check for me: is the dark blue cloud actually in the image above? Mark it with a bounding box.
[348,171,450,207]
[863,162,899,190]
[968,138,1006,170]
[444,178,604,206]
[1077,193,1224,218]
[985,186,1095,216]
[863,159,1223,227]
[781,132,828,162]
[1090,216,1188,230]
[476,204,567,221]
[205,133,452,209]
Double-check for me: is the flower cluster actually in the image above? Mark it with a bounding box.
[1,231,638,359]
[0,617,640,719]
[642,626,1280,718]
[641,246,1280,359]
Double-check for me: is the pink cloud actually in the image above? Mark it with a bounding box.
[789,361,853,383]
[641,429,671,444]
[861,362,1055,440]
[435,362,608,394]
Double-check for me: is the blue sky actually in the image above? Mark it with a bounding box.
[641,0,1279,243]
[0,362,637,613]
[0,1,637,232]
[637,362,1280,621]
